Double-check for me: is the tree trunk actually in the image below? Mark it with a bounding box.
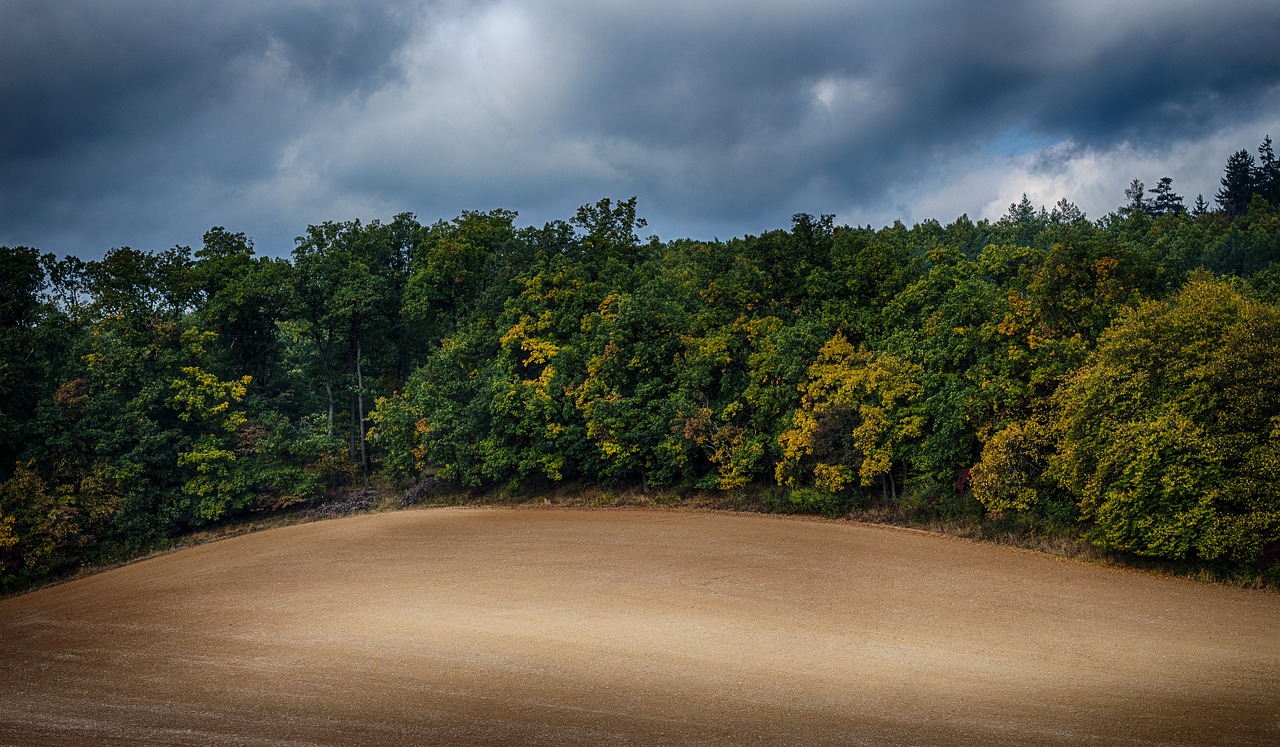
[356,337,368,485]
[316,329,335,436]
[349,389,358,462]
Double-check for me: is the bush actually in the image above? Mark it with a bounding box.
[775,487,853,517]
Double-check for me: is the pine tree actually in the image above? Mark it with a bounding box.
[1147,177,1185,216]
[1216,149,1256,218]
[1124,178,1151,217]
[1256,136,1279,205]
[1048,198,1085,224]
[1003,194,1037,224]
[1191,194,1210,218]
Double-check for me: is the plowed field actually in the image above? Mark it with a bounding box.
[2,507,1277,745]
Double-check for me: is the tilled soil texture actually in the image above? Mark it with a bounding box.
[2,508,1278,746]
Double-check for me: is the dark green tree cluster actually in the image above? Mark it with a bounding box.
[3,141,1280,591]
[1215,136,1280,218]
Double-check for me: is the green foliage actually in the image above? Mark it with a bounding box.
[1205,196,1280,276]
[170,364,253,521]
[0,463,79,583]
[573,286,687,487]
[773,487,852,518]
[971,417,1073,526]
[1217,149,1257,218]
[367,393,425,484]
[0,246,54,469]
[193,227,292,390]
[1051,275,1280,562]
[7,157,1280,589]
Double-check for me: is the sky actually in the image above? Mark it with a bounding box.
[3,0,1280,259]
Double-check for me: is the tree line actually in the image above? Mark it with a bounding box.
[3,140,1280,590]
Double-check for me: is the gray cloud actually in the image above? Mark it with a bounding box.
[1,0,420,253]
[2,0,1279,257]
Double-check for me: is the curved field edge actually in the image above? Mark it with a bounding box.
[5,481,1274,601]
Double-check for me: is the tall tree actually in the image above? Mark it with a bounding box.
[193,228,292,390]
[571,197,650,283]
[1256,135,1279,205]
[1049,198,1086,224]
[1217,149,1257,218]
[1124,178,1151,217]
[0,247,52,471]
[1004,194,1038,224]
[1148,177,1185,216]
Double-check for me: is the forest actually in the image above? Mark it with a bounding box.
[2,139,1279,592]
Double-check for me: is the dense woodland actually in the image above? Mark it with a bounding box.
[3,139,1280,591]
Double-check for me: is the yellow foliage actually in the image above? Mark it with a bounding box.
[596,293,621,323]
[171,367,250,430]
[775,410,818,486]
[971,420,1044,517]
[501,311,560,366]
[682,406,764,489]
[0,512,17,554]
[813,463,853,493]
[776,333,923,489]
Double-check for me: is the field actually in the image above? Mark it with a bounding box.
[2,507,1277,745]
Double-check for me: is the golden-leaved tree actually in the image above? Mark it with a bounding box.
[776,333,924,497]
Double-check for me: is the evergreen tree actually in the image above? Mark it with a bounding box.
[1123,178,1151,217]
[1148,177,1184,216]
[1256,135,1279,205]
[1191,194,1210,218]
[1049,198,1085,224]
[1217,149,1256,217]
[1003,194,1038,224]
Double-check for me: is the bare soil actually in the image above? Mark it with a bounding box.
[2,507,1277,746]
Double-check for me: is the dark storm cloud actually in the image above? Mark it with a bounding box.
[2,1,411,155]
[0,0,421,254]
[545,0,1280,231]
[1020,10,1280,141]
[3,0,1279,257]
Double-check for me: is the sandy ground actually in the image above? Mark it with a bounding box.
[1,507,1277,746]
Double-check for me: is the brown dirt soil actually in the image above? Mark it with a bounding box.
[2,507,1278,746]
